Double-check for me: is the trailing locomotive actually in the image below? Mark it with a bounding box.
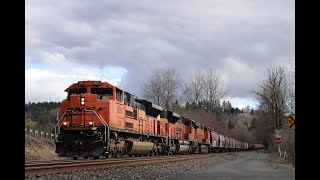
[55,80,260,160]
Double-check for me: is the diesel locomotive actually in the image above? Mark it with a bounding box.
[55,80,261,160]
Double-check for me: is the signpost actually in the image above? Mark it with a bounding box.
[275,129,281,138]
[287,114,295,130]
[275,129,282,144]
[275,129,282,156]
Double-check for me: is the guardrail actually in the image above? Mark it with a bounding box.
[25,128,57,141]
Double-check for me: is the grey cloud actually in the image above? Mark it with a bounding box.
[26,0,294,99]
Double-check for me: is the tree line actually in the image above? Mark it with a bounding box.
[25,102,61,132]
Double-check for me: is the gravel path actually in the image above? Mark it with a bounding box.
[26,153,241,180]
[169,150,295,180]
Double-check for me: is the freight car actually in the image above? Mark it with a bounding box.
[54,80,257,159]
[250,143,265,149]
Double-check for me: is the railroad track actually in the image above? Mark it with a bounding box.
[25,153,222,177]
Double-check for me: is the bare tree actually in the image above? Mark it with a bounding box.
[286,59,295,114]
[251,66,289,130]
[143,67,180,109]
[143,68,163,106]
[243,105,251,114]
[182,72,204,110]
[183,69,226,113]
[202,68,226,112]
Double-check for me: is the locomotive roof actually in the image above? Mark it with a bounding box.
[64,80,123,92]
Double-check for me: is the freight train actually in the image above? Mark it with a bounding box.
[55,80,263,159]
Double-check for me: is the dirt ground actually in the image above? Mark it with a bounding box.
[25,134,65,161]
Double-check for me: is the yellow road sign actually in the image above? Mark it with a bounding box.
[287,114,295,130]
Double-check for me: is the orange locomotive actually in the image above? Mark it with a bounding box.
[55,80,255,159]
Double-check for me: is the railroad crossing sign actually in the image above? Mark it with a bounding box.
[287,114,295,130]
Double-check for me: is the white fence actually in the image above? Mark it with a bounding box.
[25,128,57,141]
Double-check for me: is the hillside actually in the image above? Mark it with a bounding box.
[25,134,65,161]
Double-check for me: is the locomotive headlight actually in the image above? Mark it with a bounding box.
[80,97,85,105]
[88,121,93,126]
[63,121,68,126]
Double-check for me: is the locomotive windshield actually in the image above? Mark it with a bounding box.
[67,88,87,99]
[91,88,113,96]
[69,88,87,95]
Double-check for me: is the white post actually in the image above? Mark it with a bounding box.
[278,144,281,157]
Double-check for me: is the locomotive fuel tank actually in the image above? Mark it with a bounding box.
[176,145,189,154]
[126,140,154,155]
[179,140,190,145]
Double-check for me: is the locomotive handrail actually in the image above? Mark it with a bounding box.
[54,110,69,141]
[84,109,109,143]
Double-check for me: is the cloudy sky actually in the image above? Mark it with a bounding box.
[25,0,295,109]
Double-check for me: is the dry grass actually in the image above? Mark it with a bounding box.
[25,134,65,161]
[266,151,295,170]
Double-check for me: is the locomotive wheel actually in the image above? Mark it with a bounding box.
[106,152,112,158]
[73,157,78,160]
[94,156,100,159]
[114,151,119,158]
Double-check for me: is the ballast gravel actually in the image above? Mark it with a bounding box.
[26,153,241,180]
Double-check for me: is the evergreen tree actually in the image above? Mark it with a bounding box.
[228,120,234,129]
